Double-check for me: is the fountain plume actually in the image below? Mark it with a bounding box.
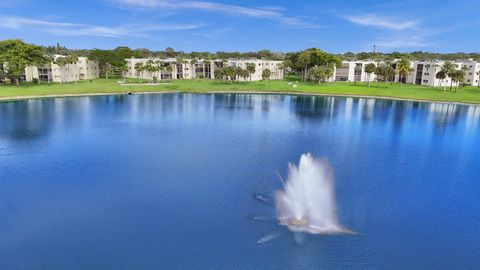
[275,153,351,234]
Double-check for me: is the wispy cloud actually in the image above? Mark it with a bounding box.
[375,36,431,49]
[344,14,418,30]
[193,27,233,38]
[112,0,321,28]
[0,14,205,37]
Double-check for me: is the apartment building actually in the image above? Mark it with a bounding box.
[335,60,475,88]
[459,60,480,86]
[228,59,284,81]
[124,58,284,82]
[410,61,461,87]
[78,57,100,80]
[23,55,99,83]
[333,61,377,83]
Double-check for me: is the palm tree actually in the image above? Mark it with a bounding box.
[354,65,362,84]
[436,69,447,92]
[55,57,68,84]
[262,68,271,88]
[224,66,237,85]
[118,61,128,84]
[134,62,144,84]
[165,64,174,80]
[374,64,384,87]
[246,63,256,81]
[214,67,225,84]
[144,60,156,83]
[441,61,456,91]
[235,67,243,82]
[396,58,411,86]
[364,63,376,87]
[451,69,465,92]
[386,66,396,85]
[240,68,250,81]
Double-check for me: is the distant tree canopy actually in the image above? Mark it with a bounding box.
[339,51,480,62]
[0,39,48,85]
[27,41,480,64]
[28,40,480,63]
[285,48,342,82]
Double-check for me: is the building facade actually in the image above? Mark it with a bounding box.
[124,58,284,82]
[333,59,479,88]
[23,55,99,83]
[333,61,378,83]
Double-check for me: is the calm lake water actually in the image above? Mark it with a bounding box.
[1,93,480,269]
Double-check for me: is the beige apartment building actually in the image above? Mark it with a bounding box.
[124,58,284,82]
[23,55,99,83]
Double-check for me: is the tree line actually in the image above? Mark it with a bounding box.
[1,39,478,88]
[213,63,273,86]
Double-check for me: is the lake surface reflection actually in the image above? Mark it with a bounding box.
[1,94,479,269]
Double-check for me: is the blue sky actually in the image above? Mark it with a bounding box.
[0,0,479,53]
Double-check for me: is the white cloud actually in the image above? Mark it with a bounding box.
[112,0,321,28]
[345,14,417,30]
[193,27,233,38]
[375,36,430,49]
[0,14,205,37]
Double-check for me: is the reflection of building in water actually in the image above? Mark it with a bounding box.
[363,99,376,120]
[465,106,480,133]
[344,98,354,122]
[428,103,460,130]
[291,96,341,120]
[214,94,255,110]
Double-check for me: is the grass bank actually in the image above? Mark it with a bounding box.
[1,78,480,105]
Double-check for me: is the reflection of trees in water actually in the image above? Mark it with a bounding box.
[290,96,475,136]
[465,106,480,133]
[371,99,396,123]
[428,103,462,132]
[0,100,55,141]
[0,95,131,143]
[291,95,339,120]
[1,94,476,145]
[212,94,286,113]
[391,101,410,131]
[214,94,255,110]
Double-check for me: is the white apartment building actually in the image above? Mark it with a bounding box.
[334,60,474,88]
[23,55,99,83]
[410,61,460,87]
[333,61,378,83]
[459,60,480,86]
[228,59,284,81]
[124,58,284,82]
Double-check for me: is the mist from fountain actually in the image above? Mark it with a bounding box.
[275,153,351,234]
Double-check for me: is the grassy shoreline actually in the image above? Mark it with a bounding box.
[1,78,480,105]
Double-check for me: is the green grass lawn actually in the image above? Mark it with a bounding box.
[1,77,480,104]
